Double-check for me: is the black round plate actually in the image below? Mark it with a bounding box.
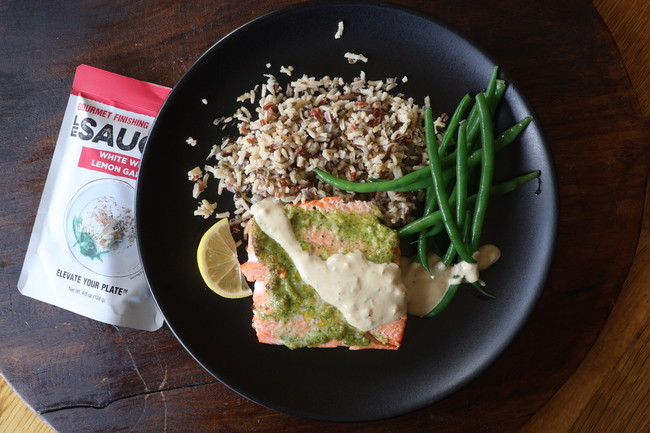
[136,0,557,422]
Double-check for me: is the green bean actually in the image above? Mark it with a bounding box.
[490,79,507,114]
[423,283,460,318]
[424,107,475,264]
[444,207,473,265]
[349,154,463,194]
[398,170,541,237]
[438,73,501,306]
[440,115,529,166]
[495,116,533,147]
[392,115,532,193]
[484,170,539,198]
[423,219,445,238]
[437,94,471,157]
[425,210,473,318]
[442,121,469,266]
[425,221,445,237]
[465,104,480,149]
[417,186,437,272]
[311,68,541,316]
[455,121,469,230]
[441,238,457,266]
[471,281,496,299]
[470,93,495,251]
[484,66,499,112]
[397,115,529,189]
[416,231,431,270]
[461,209,472,243]
[389,177,436,192]
[390,165,456,192]
[467,67,501,150]
[314,167,426,192]
[383,120,521,191]
[402,115,532,188]
[315,158,449,194]
[316,115,532,193]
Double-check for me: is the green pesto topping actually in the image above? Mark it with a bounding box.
[251,203,399,349]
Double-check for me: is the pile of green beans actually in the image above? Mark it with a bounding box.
[315,66,541,313]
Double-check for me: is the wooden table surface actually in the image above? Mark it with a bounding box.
[1,0,648,432]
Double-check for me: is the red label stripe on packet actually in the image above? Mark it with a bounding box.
[71,65,171,118]
[78,147,140,180]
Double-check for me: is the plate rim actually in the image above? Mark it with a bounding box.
[136,0,559,422]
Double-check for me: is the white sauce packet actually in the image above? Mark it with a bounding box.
[18,65,171,331]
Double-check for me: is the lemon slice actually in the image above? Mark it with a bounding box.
[196,219,251,298]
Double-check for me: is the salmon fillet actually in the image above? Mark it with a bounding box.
[241,197,407,350]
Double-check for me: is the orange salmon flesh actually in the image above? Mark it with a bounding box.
[241,197,406,350]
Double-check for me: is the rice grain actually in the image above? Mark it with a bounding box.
[200,71,437,228]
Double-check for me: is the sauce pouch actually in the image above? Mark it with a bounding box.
[18,65,171,331]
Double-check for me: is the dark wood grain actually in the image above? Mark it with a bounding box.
[1,0,648,432]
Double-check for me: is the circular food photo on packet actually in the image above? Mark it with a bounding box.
[64,178,140,277]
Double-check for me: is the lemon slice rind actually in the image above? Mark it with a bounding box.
[196,219,251,299]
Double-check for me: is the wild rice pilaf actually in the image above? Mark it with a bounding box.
[191,70,444,228]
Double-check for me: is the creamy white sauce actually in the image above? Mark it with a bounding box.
[402,245,501,317]
[251,198,501,329]
[250,198,406,332]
